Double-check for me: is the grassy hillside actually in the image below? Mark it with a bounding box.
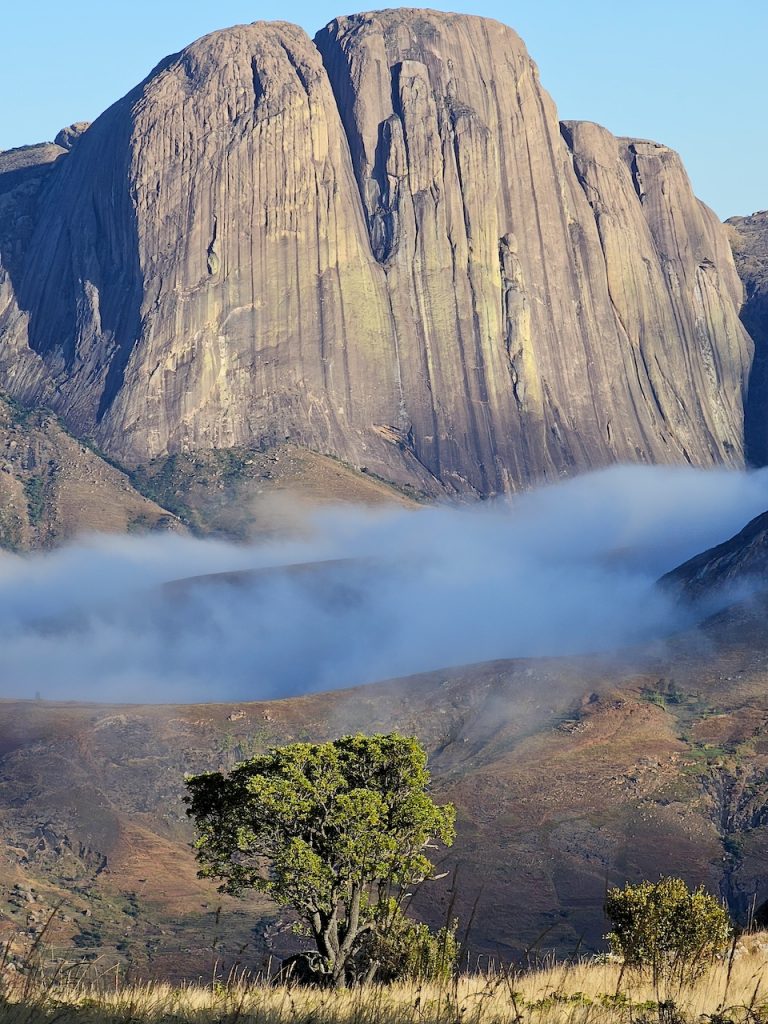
[128,444,421,540]
[0,395,181,548]
[2,595,768,980]
[3,934,768,1024]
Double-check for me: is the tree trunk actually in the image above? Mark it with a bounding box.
[311,894,370,987]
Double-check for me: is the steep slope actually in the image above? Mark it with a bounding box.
[317,14,749,487]
[727,212,768,465]
[562,122,748,462]
[0,24,429,489]
[0,140,68,345]
[0,394,181,548]
[662,505,768,604]
[0,11,753,495]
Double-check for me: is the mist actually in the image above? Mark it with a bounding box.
[2,464,768,704]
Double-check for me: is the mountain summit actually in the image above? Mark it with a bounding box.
[0,10,753,495]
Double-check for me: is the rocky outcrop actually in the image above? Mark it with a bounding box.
[563,122,749,464]
[54,122,91,151]
[0,141,67,294]
[0,11,754,494]
[727,212,768,465]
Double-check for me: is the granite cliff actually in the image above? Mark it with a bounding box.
[727,212,768,466]
[0,10,754,495]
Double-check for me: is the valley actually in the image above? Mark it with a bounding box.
[0,4,767,1006]
[2,587,768,978]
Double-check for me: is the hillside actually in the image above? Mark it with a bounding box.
[2,592,768,979]
[0,392,416,547]
[0,394,180,548]
[0,11,752,496]
[129,443,420,540]
[662,505,768,604]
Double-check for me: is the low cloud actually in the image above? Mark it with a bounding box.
[2,464,768,703]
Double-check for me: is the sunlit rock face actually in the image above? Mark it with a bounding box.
[0,10,753,494]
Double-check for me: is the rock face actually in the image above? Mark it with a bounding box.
[0,11,754,494]
[727,212,768,465]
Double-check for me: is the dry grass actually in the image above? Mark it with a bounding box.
[3,937,768,1024]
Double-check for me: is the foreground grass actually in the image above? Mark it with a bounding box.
[3,937,768,1024]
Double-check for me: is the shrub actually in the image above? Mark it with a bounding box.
[605,877,731,985]
[352,904,459,983]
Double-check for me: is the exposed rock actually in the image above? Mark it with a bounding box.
[563,122,749,464]
[0,142,68,391]
[54,122,91,151]
[0,142,67,280]
[727,212,768,465]
[0,11,753,494]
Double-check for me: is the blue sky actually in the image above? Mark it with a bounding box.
[2,1,765,219]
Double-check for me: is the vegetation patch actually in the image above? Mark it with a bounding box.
[22,474,47,527]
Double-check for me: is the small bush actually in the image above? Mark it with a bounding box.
[353,906,459,983]
[605,877,731,985]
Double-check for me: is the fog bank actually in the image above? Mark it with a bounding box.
[1,464,767,703]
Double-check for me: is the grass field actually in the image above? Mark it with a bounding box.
[3,934,768,1024]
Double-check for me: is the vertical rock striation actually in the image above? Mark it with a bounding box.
[317,11,752,489]
[726,212,768,466]
[0,10,754,494]
[0,24,433,490]
[562,121,749,465]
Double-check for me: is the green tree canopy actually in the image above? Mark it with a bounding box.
[185,733,455,986]
[605,876,731,985]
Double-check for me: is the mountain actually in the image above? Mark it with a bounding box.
[2,585,768,979]
[0,11,753,497]
[662,505,768,604]
[727,212,768,465]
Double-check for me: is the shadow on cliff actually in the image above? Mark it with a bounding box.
[743,295,768,468]
[0,57,182,424]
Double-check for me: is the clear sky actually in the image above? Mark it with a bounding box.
[1,1,765,220]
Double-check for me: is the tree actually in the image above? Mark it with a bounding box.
[605,877,732,985]
[185,733,455,987]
